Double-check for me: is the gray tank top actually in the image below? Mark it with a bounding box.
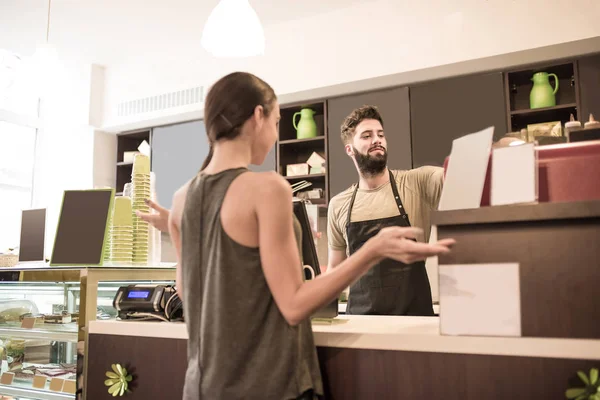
[180,168,323,400]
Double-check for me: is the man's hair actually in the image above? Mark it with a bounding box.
[340,105,384,144]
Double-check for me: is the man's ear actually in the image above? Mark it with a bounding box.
[345,143,354,157]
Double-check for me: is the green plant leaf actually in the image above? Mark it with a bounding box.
[111,364,119,374]
[104,378,119,386]
[106,371,119,379]
[126,375,132,382]
[591,368,599,385]
[567,388,586,399]
[108,382,121,395]
[588,394,599,400]
[578,371,591,385]
[119,384,125,397]
[121,368,127,377]
[576,395,587,400]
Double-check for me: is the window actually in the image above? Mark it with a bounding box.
[0,121,37,250]
[0,49,39,117]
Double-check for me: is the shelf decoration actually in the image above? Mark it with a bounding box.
[104,363,133,397]
[565,368,599,400]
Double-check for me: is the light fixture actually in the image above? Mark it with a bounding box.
[201,0,265,58]
[31,0,59,96]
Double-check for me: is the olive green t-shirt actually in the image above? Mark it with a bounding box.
[327,167,444,254]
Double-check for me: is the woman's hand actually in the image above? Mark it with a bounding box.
[369,227,455,264]
[135,199,171,232]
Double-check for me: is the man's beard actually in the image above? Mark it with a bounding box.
[353,145,387,177]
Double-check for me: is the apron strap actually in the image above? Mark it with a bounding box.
[345,181,360,227]
[388,169,411,226]
[345,169,412,228]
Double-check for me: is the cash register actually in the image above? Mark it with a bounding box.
[113,285,183,322]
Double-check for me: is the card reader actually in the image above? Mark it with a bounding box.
[113,285,183,322]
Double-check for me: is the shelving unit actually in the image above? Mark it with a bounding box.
[277,101,329,205]
[504,62,581,139]
[115,129,151,195]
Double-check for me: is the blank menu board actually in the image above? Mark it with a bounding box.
[19,208,46,262]
[50,189,114,266]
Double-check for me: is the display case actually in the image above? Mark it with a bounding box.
[0,264,175,400]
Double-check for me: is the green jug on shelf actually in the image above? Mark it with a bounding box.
[530,72,559,109]
[293,108,318,139]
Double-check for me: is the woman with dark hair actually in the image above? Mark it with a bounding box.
[150,72,454,400]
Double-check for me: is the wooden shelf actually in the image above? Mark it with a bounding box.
[116,161,134,167]
[510,103,577,116]
[279,137,325,145]
[284,173,326,180]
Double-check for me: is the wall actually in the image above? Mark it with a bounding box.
[102,0,600,128]
[30,60,109,256]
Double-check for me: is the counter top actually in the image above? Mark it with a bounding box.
[432,200,600,226]
[89,316,600,360]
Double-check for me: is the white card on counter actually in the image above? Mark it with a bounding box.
[425,225,439,303]
[439,263,521,337]
[491,143,537,206]
[438,127,494,211]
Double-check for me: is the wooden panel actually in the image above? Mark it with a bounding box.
[577,54,600,122]
[326,87,412,198]
[87,334,187,400]
[317,347,598,400]
[437,217,600,339]
[410,72,507,167]
[87,333,598,400]
[151,120,208,209]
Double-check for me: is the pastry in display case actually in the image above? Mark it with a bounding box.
[0,272,175,400]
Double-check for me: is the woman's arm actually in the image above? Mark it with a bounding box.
[256,175,454,326]
[168,185,189,298]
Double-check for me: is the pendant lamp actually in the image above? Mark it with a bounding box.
[201,0,265,58]
[32,0,59,96]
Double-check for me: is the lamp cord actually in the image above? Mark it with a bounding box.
[45,0,52,43]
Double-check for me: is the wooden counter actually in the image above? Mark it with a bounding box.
[86,317,600,399]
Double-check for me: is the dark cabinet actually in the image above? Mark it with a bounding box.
[152,120,209,209]
[410,72,507,167]
[326,87,412,198]
[578,54,600,122]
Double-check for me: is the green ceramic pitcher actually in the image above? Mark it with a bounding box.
[530,72,559,109]
[293,108,318,139]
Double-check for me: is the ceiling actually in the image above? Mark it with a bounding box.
[0,0,373,65]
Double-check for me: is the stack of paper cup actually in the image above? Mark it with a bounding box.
[131,154,151,265]
[103,209,113,264]
[110,196,134,265]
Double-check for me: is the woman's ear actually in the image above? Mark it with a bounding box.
[253,105,265,126]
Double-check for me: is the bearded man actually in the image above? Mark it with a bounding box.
[326,105,444,316]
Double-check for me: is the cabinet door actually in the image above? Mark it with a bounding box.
[152,120,209,209]
[327,87,412,198]
[410,72,507,167]
[249,146,276,172]
[578,54,600,121]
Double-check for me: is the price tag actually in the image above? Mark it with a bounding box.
[62,379,76,394]
[49,378,64,392]
[32,375,46,389]
[20,317,36,329]
[0,372,14,385]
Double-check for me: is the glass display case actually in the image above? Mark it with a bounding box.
[0,265,175,400]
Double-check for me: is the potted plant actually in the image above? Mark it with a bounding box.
[566,368,599,400]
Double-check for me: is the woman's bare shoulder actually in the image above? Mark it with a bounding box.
[171,180,192,224]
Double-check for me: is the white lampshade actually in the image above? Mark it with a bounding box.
[201,0,265,58]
